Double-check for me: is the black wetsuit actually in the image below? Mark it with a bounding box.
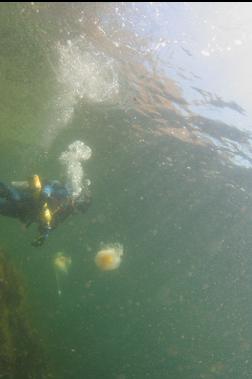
[0,180,91,246]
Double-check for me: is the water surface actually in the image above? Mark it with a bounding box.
[1,3,252,378]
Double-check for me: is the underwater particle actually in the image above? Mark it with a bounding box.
[95,243,123,271]
[53,252,72,296]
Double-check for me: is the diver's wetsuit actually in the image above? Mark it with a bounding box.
[0,178,91,247]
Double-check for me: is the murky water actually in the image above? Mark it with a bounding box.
[1,3,252,378]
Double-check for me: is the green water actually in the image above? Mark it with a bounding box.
[1,3,252,378]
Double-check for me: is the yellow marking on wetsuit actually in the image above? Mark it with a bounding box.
[42,203,52,226]
[30,174,42,200]
[32,175,42,191]
[41,197,73,228]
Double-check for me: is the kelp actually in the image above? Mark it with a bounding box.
[0,249,52,379]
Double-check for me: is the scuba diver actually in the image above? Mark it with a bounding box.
[0,175,91,247]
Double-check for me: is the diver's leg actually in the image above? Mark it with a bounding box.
[0,197,7,208]
[0,197,14,216]
[0,182,11,198]
[0,183,13,216]
[0,183,21,217]
[0,182,21,201]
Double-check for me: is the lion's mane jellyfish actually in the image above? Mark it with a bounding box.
[95,243,123,271]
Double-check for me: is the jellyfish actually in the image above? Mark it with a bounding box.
[95,243,123,271]
[53,252,72,296]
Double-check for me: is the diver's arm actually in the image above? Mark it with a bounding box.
[11,181,29,190]
[32,201,53,247]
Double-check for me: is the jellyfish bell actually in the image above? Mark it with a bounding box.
[95,243,123,271]
[53,252,72,274]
